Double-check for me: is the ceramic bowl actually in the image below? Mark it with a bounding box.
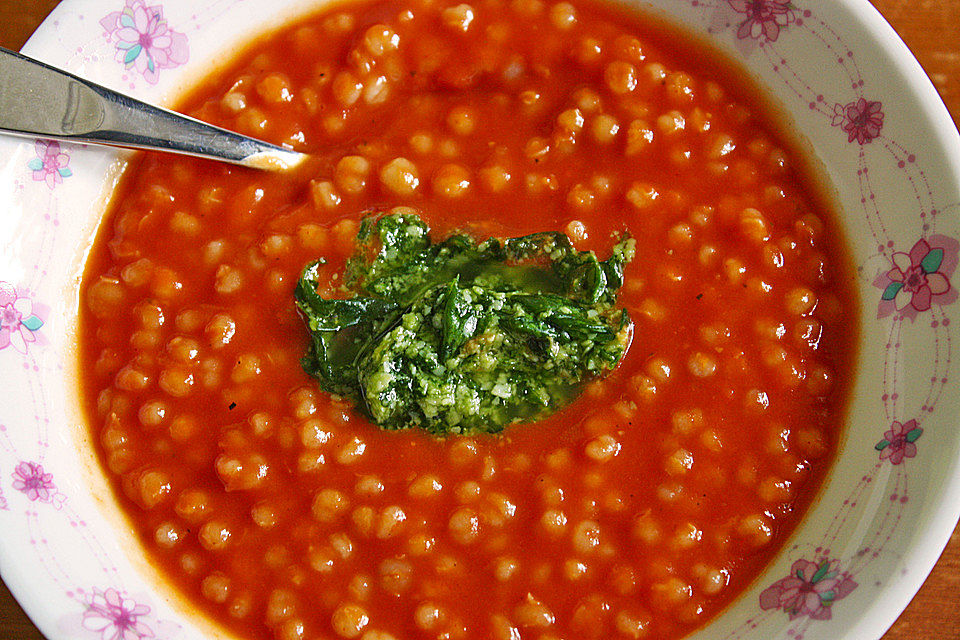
[1,0,958,638]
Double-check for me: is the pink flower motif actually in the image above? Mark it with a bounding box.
[728,0,796,42]
[831,98,884,144]
[875,419,922,465]
[11,461,57,503]
[759,558,857,620]
[880,238,953,313]
[82,589,155,640]
[100,0,189,84]
[0,282,44,354]
[28,139,72,189]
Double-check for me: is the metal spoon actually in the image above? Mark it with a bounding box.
[0,47,307,171]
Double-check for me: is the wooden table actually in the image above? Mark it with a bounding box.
[1,1,958,638]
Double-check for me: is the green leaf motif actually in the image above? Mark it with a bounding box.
[58,168,72,178]
[906,427,923,443]
[875,439,890,451]
[810,561,830,584]
[881,281,903,301]
[124,44,142,66]
[27,158,44,171]
[20,315,43,332]
[921,248,944,274]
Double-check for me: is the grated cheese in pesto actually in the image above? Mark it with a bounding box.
[294,212,634,435]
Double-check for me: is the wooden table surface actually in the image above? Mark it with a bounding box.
[1,1,958,638]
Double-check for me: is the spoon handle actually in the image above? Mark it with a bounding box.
[0,47,305,171]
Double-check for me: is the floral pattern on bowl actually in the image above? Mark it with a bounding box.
[100,0,189,84]
[0,282,46,354]
[29,140,73,190]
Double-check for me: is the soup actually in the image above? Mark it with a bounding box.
[79,0,858,638]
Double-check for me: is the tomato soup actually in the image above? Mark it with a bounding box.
[78,0,858,638]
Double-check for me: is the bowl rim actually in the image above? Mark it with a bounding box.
[824,3,960,636]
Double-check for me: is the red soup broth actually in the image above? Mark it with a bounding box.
[79,0,858,638]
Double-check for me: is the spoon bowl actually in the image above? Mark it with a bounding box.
[0,47,307,170]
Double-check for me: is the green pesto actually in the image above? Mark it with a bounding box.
[295,213,634,435]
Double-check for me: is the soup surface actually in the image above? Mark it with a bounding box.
[79,0,858,638]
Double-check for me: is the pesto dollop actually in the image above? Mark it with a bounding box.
[295,212,634,435]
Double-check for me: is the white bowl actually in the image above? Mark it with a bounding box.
[1,1,958,638]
